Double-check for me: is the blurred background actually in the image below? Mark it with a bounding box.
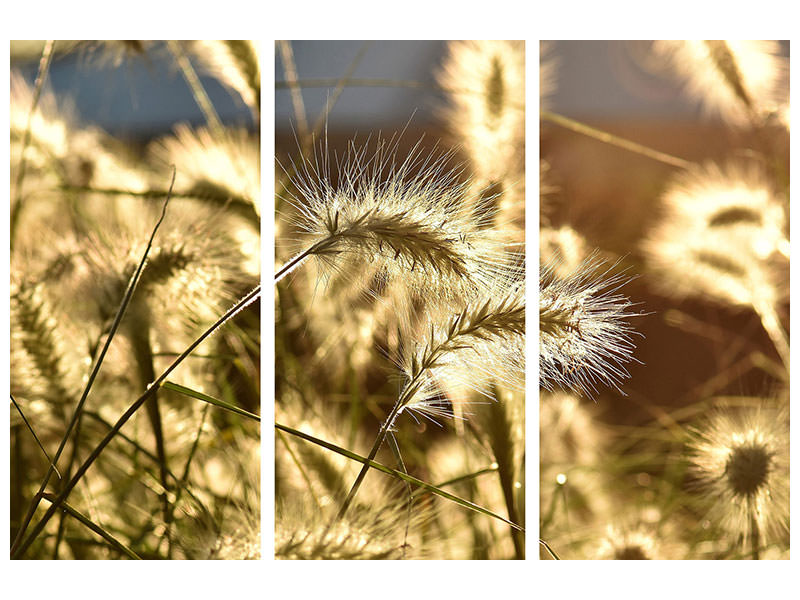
[11,40,257,140]
[541,40,789,420]
[275,40,447,130]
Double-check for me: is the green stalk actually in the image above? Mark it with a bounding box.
[277,422,523,531]
[10,172,176,557]
[11,285,261,558]
[40,493,141,560]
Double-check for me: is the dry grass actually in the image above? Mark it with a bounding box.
[10,40,261,560]
[275,40,525,559]
[540,40,789,560]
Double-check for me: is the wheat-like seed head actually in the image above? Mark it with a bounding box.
[187,40,260,120]
[649,162,787,261]
[653,40,789,127]
[437,40,525,245]
[10,279,85,416]
[10,71,71,168]
[643,170,785,311]
[275,494,432,560]
[688,401,789,548]
[151,125,260,219]
[437,40,524,182]
[540,226,589,280]
[11,71,148,196]
[279,136,514,306]
[398,288,525,424]
[539,257,640,397]
[76,203,250,349]
[594,525,660,560]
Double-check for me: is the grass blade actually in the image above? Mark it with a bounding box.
[40,493,141,560]
[11,170,176,556]
[10,394,61,480]
[162,380,260,422]
[275,422,524,532]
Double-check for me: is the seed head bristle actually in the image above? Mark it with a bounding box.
[279,135,514,304]
[539,256,640,398]
[151,124,260,220]
[187,40,260,119]
[398,289,525,423]
[643,162,786,309]
[595,525,660,560]
[688,401,789,546]
[10,280,79,408]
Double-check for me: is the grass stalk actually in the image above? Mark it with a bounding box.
[40,493,142,560]
[10,394,61,480]
[276,422,523,532]
[539,538,561,560]
[337,294,523,520]
[752,299,790,372]
[541,109,692,169]
[129,324,171,532]
[11,284,261,558]
[10,172,176,556]
[277,41,309,140]
[749,497,761,560]
[168,41,224,139]
[10,39,54,250]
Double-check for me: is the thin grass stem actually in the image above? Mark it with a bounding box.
[539,538,561,560]
[10,171,176,556]
[277,41,309,140]
[11,284,261,558]
[276,422,523,532]
[10,40,54,250]
[40,493,142,560]
[541,110,692,169]
[752,299,790,372]
[168,41,224,138]
[10,395,61,480]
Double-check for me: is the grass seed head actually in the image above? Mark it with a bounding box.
[398,287,525,424]
[437,40,524,183]
[279,135,516,310]
[688,401,789,547]
[187,40,261,120]
[539,256,640,397]
[653,40,788,127]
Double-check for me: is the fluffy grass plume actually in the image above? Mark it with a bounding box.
[277,135,512,297]
[688,401,789,557]
[187,40,261,120]
[276,41,525,560]
[539,256,640,397]
[653,40,789,127]
[643,161,788,367]
[438,40,525,239]
[399,288,525,423]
